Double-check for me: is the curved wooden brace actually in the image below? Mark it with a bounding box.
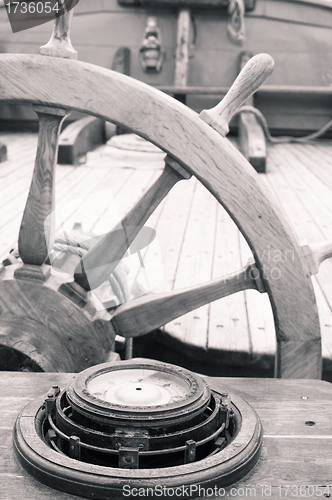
[0,54,321,378]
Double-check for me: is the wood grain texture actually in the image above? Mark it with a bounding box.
[0,54,321,378]
[18,107,68,266]
[111,261,263,337]
[0,264,116,372]
[207,201,251,357]
[1,374,332,499]
[74,158,190,291]
[199,54,274,136]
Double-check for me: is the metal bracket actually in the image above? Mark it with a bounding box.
[118,446,140,469]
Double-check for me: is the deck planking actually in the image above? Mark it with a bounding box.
[261,142,332,369]
[0,132,331,376]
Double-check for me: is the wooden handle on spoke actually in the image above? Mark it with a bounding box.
[74,156,191,291]
[199,53,274,136]
[110,260,265,338]
[39,0,78,59]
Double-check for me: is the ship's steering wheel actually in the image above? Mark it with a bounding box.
[0,10,322,378]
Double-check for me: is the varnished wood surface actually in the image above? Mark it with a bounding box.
[1,372,332,498]
[0,262,116,372]
[0,133,331,376]
[18,107,68,265]
[111,261,263,338]
[0,54,323,378]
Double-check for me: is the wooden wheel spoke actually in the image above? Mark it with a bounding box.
[18,106,68,266]
[73,156,191,291]
[110,260,265,338]
[17,0,77,268]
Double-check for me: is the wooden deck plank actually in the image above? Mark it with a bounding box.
[263,143,332,364]
[263,148,315,240]
[84,169,136,233]
[280,143,332,236]
[133,176,197,297]
[0,177,77,257]
[282,144,332,218]
[0,163,94,258]
[57,168,136,235]
[275,143,332,313]
[295,142,332,191]
[165,180,217,349]
[267,145,332,311]
[0,132,79,257]
[239,232,276,363]
[208,203,251,360]
[92,169,161,235]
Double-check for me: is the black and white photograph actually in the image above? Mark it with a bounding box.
[0,0,332,497]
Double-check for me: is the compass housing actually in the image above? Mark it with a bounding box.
[13,359,263,499]
[66,360,211,426]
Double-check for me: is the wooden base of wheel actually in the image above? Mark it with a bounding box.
[0,264,115,372]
